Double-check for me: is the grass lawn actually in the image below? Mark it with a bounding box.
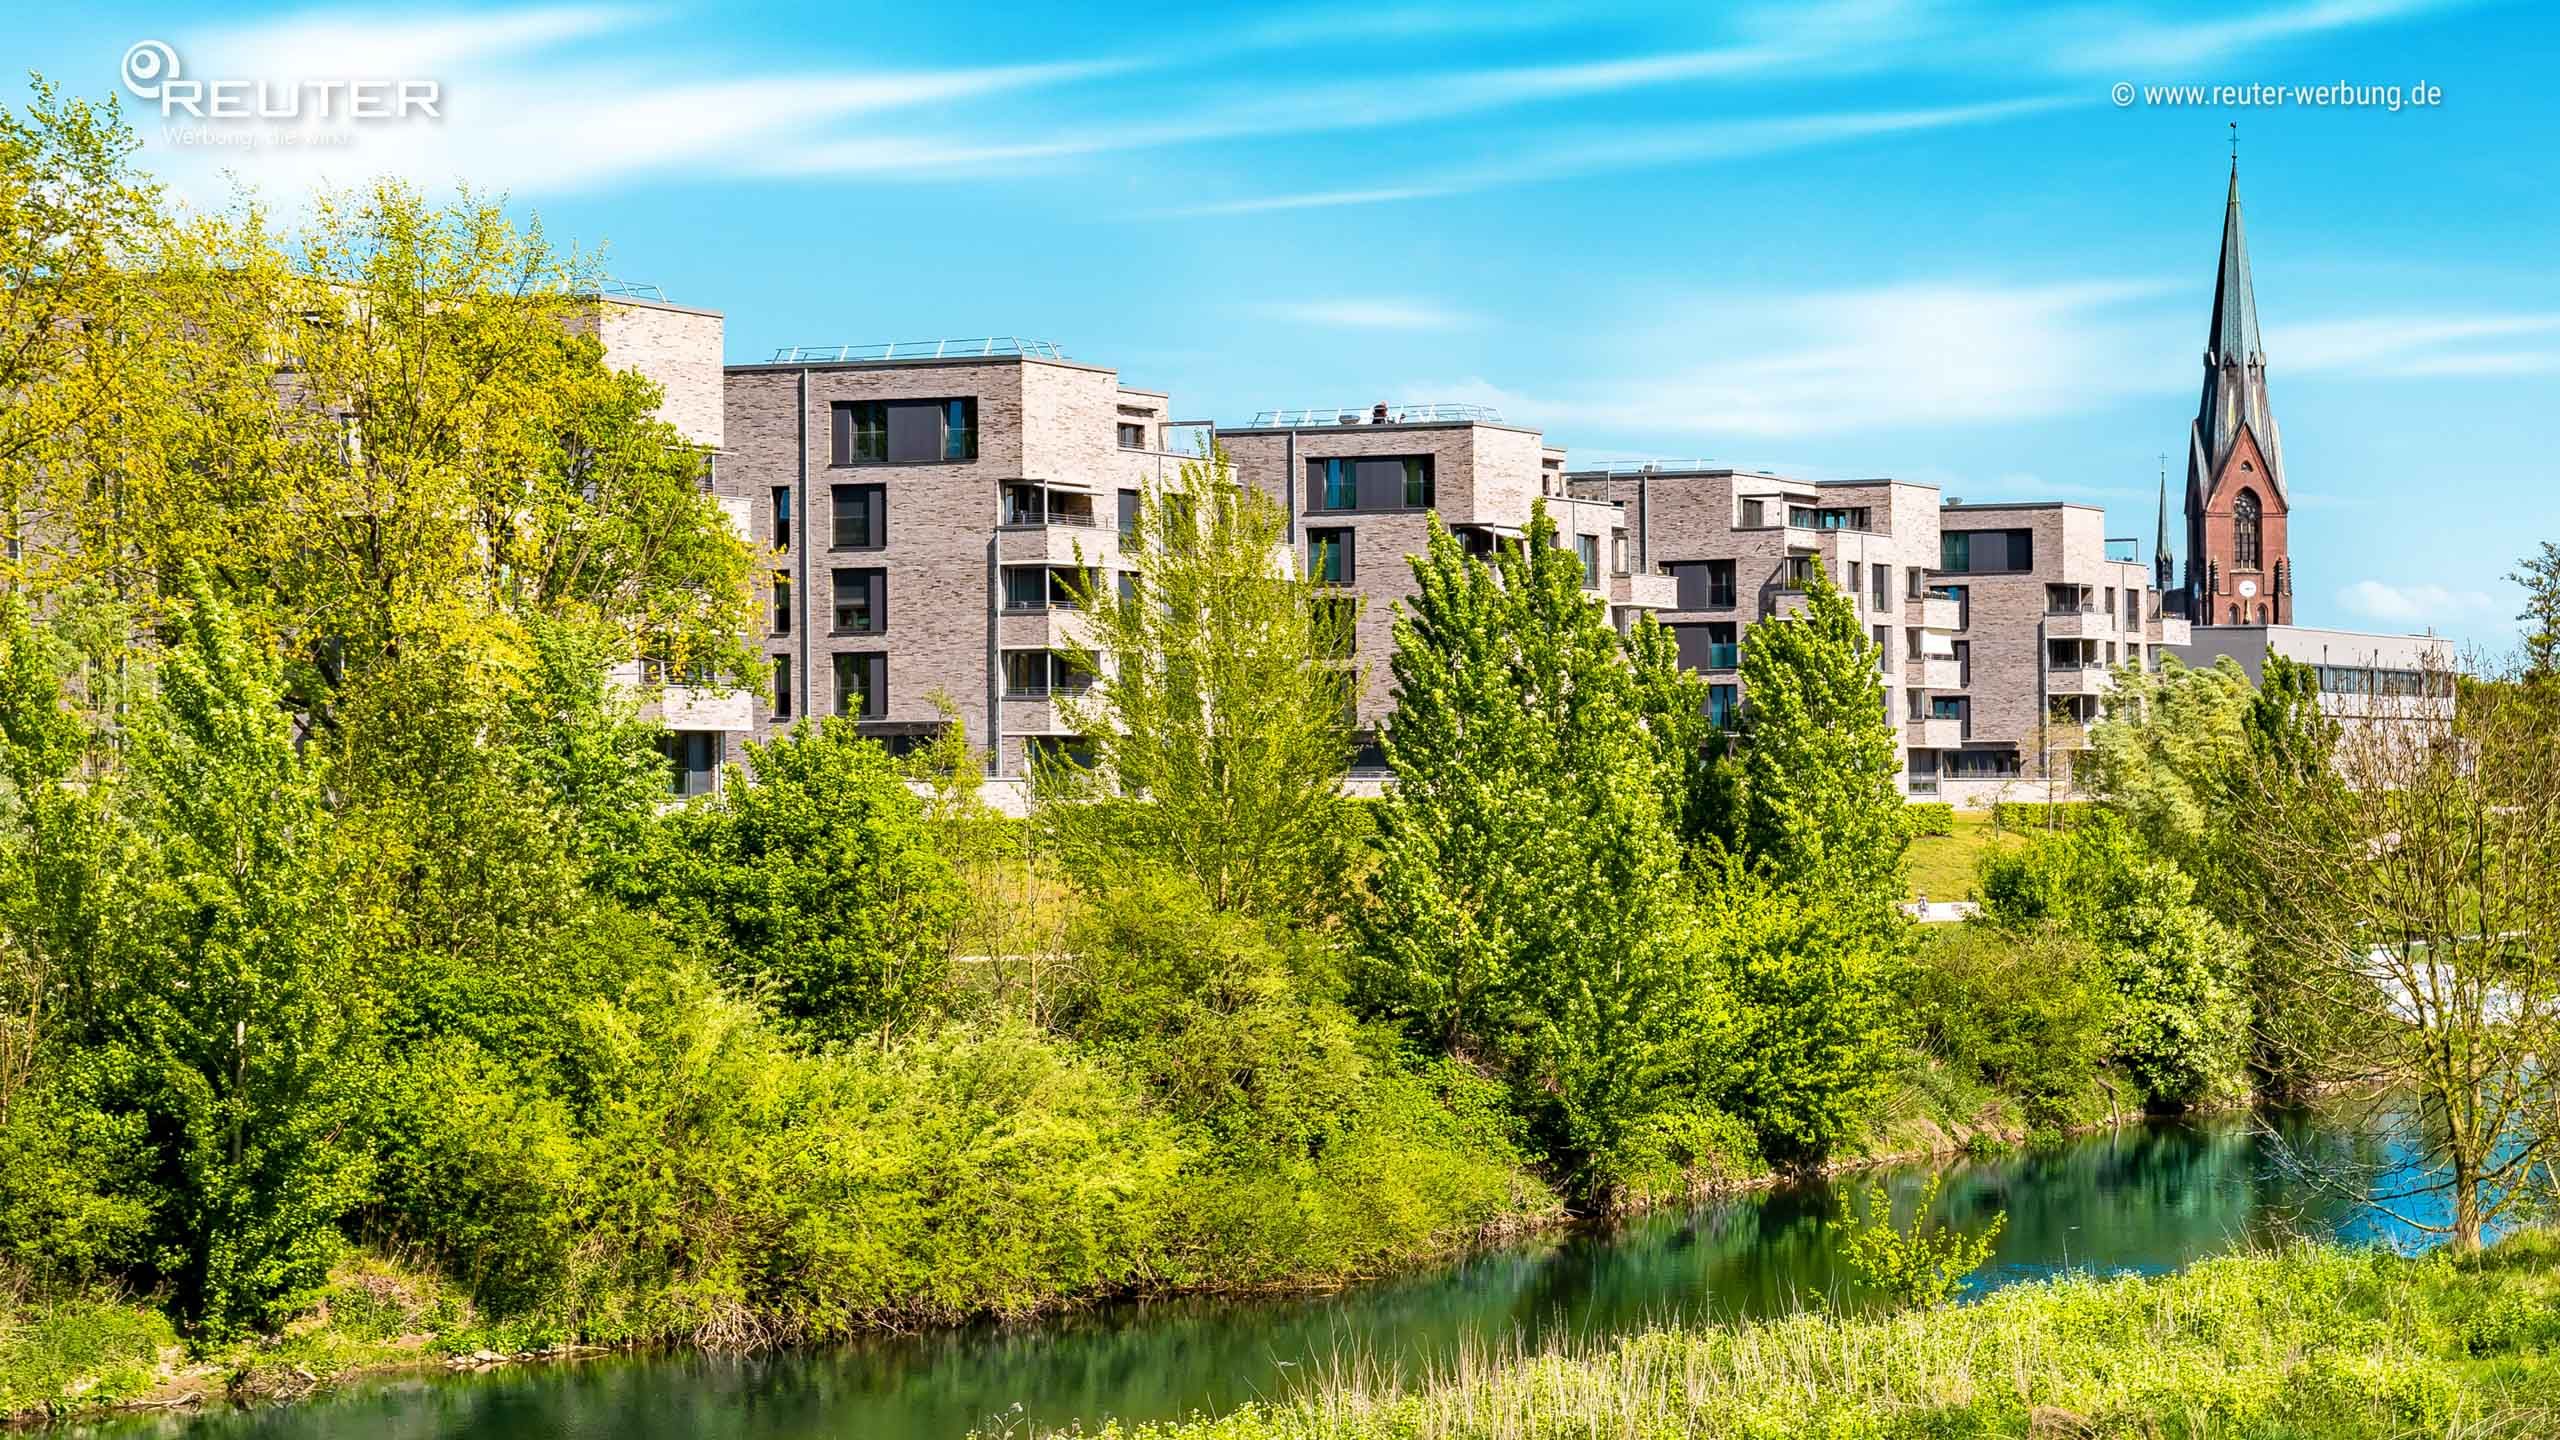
[1906,810,2033,902]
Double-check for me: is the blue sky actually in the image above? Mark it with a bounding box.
[15,1,2559,649]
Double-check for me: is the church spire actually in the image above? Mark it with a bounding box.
[2206,157,2264,368]
[2155,456,2175,593]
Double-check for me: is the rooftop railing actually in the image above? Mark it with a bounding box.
[770,337,1067,364]
[2105,536,2144,564]
[1244,403,1502,427]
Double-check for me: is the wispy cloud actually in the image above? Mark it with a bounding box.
[1419,277,2184,439]
[1166,97,2069,216]
[143,6,1127,198]
[2032,0,2464,72]
[2338,577,2504,627]
[2281,312,2560,378]
[1255,300,1482,331]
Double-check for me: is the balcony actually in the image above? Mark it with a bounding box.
[1915,656,1963,690]
[2045,663,2111,696]
[2042,608,2111,639]
[1906,591,1960,631]
[996,607,1098,651]
[999,523,1114,566]
[1610,570,1678,610]
[1770,588,1813,620]
[1909,716,1965,749]
[2150,615,2193,647]
[657,684,755,733]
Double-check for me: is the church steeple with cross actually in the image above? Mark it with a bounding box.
[2184,133,2291,626]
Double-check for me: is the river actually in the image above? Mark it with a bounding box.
[76,1103,2478,1440]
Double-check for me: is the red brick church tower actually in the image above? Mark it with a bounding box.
[2185,160,2291,625]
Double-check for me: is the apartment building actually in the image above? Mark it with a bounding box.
[715,337,1197,787]
[574,289,766,796]
[1923,502,2189,805]
[1216,405,1664,760]
[1564,464,1954,793]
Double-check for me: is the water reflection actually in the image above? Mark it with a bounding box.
[80,1104,2477,1440]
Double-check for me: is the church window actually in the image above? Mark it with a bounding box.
[2233,489,2262,568]
[2257,603,2269,623]
[2228,604,2241,624]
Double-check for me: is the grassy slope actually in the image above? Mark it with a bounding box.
[1090,1234,2560,1439]
[1906,811,2030,902]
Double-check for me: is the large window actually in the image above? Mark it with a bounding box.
[1308,528,1354,584]
[771,654,792,721]
[771,572,792,634]
[831,398,978,464]
[1872,563,1890,612]
[1002,566,1093,611]
[1576,534,1600,587]
[1304,456,1434,512]
[1118,422,1147,450]
[1944,748,2019,778]
[1708,684,1740,730]
[1002,649,1089,698]
[833,652,886,718]
[1672,622,1738,672]
[831,483,884,548]
[1669,559,1736,609]
[1940,528,2034,573]
[771,486,792,549]
[832,567,885,633]
[658,731,722,798]
[2233,489,2262,567]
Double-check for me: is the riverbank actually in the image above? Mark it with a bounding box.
[1076,1233,2560,1439]
[0,1074,2194,1430]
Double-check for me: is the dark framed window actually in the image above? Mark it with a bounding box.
[836,401,887,463]
[1576,534,1600,586]
[832,567,885,633]
[772,654,792,720]
[1314,596,1359,659]
[1940,528,2033,573]
[833,651,886,718]
[831,398,977,464]
[1308,527,1354,585]
[1669,560,1736,609]
[1708,684,1740,730]
[831,483,884,548]
[1002,649,1089,698]
[1118,488,1140,536]
[1672,623,1738,672]
[2233,489,2262,567]
[658,731,722,798]
[772,572,792,634]
[1872,563,1890,612]
[1116,570,1138,604]
[1304,456,1434,512]
[771,486,792,549]
[1118,422,1147,450]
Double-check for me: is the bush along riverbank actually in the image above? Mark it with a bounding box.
[1072,1234,2560,1440]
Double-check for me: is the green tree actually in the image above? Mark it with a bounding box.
[1833,1173,2005,1310]
[1725,569,1906,899]
[635,720,962,1048]
[2507,540,2560,677]
[77,580,373,1336]
[2079,654,2254,869]
[1979,818,2247,1109]
[1361,505,1713,1194]
[1707,862,1899,1162]
[1038,453,1360,920]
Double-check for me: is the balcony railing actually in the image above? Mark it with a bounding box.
[1702,643,1739,669]
[1001,508,1104,529]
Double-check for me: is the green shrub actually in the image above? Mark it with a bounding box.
[1991,800,2093,832]
[1900,925,2111,1126]
[0,1292,177,1417]
[1901,802,1956,837]
[1832,1172,2005,1309]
